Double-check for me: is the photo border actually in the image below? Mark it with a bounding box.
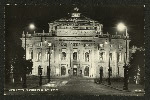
[0,0,150,100]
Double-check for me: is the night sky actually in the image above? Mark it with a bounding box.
[5,5,144,48]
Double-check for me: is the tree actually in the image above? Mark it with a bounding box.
[5,41,33,83]
[26,59,33,75]
[128,50,144,84]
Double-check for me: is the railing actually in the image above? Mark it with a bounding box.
[22,32,129,39]
[22,33,53,38]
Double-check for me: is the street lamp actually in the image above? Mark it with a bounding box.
[99,67,103,84]
[47,42,52,83]
[117,23,128,36]
[108,36,111,85]
[117,22,128,90]
[22,24,35,88]
[108,53,111,85]
[29,23,35,30]
[44,38,52,83]
[22,30,27,88]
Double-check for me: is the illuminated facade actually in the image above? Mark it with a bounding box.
[21,8,130,78]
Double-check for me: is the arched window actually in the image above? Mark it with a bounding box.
[73,52,77,60]
[45,50,49,61]
[84,66,89,76]
[61,52,66,60]
[119,53,122,62]
[31,50,33,59]
[38,65,41,75]
[29,50,33,59]
[99,52,104,60]
[37,52,41,61]
[39,52,41,61]
[80,70,82,75]
[85,52,89,62]
[110,53,112,61]
[68,69,70,74]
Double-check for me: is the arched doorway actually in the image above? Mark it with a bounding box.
[73,65,77,76]
[61,66,66,76]
[100,67,103,77]
[84,66,89,76]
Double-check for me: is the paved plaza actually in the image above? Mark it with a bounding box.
[4,77,144,96]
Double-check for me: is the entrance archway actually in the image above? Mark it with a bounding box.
[100,67,103,76]
[73,65,77,76]
[84,66,89,76]
[61,66,66,76]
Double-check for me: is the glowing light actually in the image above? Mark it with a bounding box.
[48,43,52,47]
[44,40,47,44]
[117,23,126,31]
[29,24,35,30]
[105,41,108,44]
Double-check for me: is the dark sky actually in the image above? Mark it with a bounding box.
[5,5,144,47]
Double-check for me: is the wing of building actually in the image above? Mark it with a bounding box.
[20,8,130,78]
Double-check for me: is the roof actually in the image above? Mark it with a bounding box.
[50,8,101,26]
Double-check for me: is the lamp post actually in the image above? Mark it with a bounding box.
[108,36,111,85]
[38,65,43,86]
[39,35,43,85]
[99,67,103,84]
[22,31,27,88]
[22,24,35,88]
[43,38,52,83]
[117,23,128,90]
[108,53,111,85]
[48,42,52,83]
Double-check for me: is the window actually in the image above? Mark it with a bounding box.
[110,44,113,47]
[73,43,78,46]
[45,50,49,61]
[85,52,89,62]
[61,43,67,47]
[68,69,70,74]
[109,53,112,61]
[37,52,41,61]
[61,52,66,60]
[99,52,105,61]
[31,50,33,59]
[37,42,42,47]
[38,65,41,75]
[80,70,82,75]
[119,53,122,62]
[29,50,33,59]
[73,52,77,60]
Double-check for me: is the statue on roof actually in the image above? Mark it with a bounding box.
[74,7,79,11]
[71,7,80,17]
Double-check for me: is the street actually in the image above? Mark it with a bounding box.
[4,77,144,96]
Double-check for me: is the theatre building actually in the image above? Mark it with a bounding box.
[21,8,130,78]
